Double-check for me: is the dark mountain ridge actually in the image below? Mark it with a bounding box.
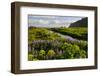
[69,17,88,27]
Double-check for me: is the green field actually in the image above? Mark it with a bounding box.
[28,27,88,61]
[28,27,62,43]
[50,27,88,40]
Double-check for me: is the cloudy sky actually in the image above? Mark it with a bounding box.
[28,15,85,28]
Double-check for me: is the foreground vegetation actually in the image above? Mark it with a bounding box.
[28,27,88,61]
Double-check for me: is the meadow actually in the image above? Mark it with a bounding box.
[28,27,88,61]
[50,27,87,40]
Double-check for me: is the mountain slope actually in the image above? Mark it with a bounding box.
[69,17,88,27]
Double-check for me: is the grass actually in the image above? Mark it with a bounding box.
[50,27,88,40]
[28,27,88,61]
[28,27,62,43]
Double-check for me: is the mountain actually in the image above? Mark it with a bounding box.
[69,17,88,27]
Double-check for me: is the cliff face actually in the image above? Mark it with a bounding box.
[69,17,88,27]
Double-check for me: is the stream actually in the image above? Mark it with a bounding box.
[50,30,80,42]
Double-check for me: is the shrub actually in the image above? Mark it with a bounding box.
[28,54,33,61]
[62,43,81,59]
[38,50,46,60]
[56,55,65,59]
[47,50,56,59]
[80,50,87,58]
[39,50,46,56]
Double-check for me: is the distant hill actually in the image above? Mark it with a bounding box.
[69,17,88,27]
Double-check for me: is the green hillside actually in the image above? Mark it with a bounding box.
[28,27,61,43]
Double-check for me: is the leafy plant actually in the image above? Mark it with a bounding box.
[47,50,56,59]
[28,54,33,61]
[38,50,46,60]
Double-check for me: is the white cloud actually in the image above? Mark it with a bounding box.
[39,20,49,24]
[28,15,85,28]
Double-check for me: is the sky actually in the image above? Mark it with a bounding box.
[28,15,85,28]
